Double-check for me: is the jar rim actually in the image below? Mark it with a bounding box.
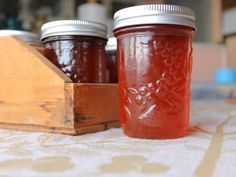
[41,20,108,40]
[113,4,196,30]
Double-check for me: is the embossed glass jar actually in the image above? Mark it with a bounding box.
[41,20,108,83]
[113,5,196,139]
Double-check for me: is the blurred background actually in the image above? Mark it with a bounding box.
[0,0,236,99]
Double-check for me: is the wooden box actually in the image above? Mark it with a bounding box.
[0,37,119,135]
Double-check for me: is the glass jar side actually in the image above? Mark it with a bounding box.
[42,35,107,83]
[114,24,194,139]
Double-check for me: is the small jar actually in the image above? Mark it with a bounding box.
[113,4,196,139]
[0,30,43,53]
[105,37,118,83]
[41,20,108,83]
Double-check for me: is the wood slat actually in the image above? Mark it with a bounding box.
[0,36,119,135]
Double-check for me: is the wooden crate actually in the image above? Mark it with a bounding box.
[0,36,119,135]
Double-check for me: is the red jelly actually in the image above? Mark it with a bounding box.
[114,5,196,139]
[41,20,108,83]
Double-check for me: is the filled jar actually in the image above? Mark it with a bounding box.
[41,20,108,83]
[113,4,196,139]
[105,37,118,83]
[0,30,43,53]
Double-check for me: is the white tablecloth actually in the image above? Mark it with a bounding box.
[0,100,236,177]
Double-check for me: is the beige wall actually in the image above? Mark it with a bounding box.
[192,43,227,82]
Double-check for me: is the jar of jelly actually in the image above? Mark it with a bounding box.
[41,20,108,83]
[0,30,43,53]
[106,37,118,83]
[113,4,196,139]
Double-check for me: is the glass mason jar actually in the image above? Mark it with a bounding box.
[0,30,43,53]
[41,20,108,83]
[113,5,196,139]
[105,37,118,83]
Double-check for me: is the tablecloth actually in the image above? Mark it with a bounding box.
[0,100,236,177]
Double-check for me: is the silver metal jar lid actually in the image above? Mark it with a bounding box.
[0,30,42,46]
[41,20,108,40]
[113,4,196,30]
[105,37,117,51]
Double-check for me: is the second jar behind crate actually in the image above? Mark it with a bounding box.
[41,20,108,83]
[106,37,118,83]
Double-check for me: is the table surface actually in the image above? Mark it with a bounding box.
[0,100,236,177]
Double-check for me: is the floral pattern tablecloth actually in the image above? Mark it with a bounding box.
[0,100,236,177]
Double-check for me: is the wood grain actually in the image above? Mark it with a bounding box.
[105,121,121,129]
[0,36,72,128]
[65,83,119,128]
[0,122,106,135]
[33,45,45,55]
